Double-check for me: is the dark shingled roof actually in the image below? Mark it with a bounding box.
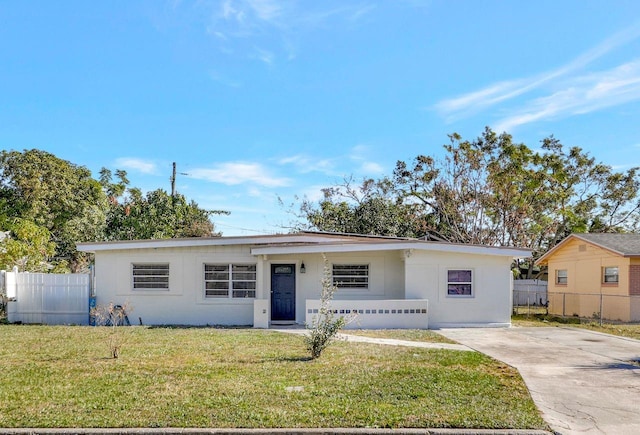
[574,233,640,256]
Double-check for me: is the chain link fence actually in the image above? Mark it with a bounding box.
[514,285,640,325]
[546,292,640,325]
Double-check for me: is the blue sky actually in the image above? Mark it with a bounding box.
[2,1,640,236]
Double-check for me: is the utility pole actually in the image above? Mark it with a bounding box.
[170,162,189,198]
[171,162,177,198]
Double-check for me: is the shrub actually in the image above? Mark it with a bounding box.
[304,255,354,359]
[90,301,132,358]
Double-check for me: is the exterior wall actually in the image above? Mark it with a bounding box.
[628,260,640,322]
[630,293,640,322]
[404,250,513,327]
[546,238,631,321]
[261,251,405,325]
[93,243,515,327]
[94,246,405,326]
[93,244,258,325]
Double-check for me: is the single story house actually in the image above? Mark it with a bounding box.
[536,233,640,322]
[77,231,530,329]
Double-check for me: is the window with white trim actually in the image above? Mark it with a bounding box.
[204,264,256,298]
[556,269,568,285]
[332,264,369,289]
[602,266,619,284]
[132,263,169,290]
[447,269,473,296]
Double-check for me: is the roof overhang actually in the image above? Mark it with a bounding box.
[76,234,357,253]
[251,241,531,258]
[77,233,531,259]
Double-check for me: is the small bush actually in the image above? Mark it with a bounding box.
[90,301,133,358]
[304,255,354,359]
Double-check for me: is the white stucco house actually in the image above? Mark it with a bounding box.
[77,232,530,329]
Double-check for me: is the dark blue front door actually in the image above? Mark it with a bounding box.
[271,264,296,321]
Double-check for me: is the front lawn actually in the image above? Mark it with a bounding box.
[0,325,546,429]
[341,329,456,344]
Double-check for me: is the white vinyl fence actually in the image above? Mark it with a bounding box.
[513,279,548,306]
[513,279,548,316]
[3,269,91,325]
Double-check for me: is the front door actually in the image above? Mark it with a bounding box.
[271,264,296,322]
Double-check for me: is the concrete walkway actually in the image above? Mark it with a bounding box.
[335,333,472,351]
[437,327,640,435]
[273,328,471,352]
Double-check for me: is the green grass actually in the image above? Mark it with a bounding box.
[341,329,456,344]
[512,314,640,340]
[0,325,546,430]
[512,306,548,317]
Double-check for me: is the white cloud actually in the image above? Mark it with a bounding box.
[278,154,337,174]
[435,23,640,124]
[209,70,242,87]
[350,4,376,21]
[348,144,385,175]
[188,162,291,187]
[114,158,158,175]
[278,146,386,181]
[349,144,368,157]
[252,47,274,65]
[206,1,376,66]
[360,161,384,174]
[299,184,330,202]
[246,0,282,21]
[216,0,284,33]
[434,78,532,122]
[247,186,263,197]
[494,60,640,132]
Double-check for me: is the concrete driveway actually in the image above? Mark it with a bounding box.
[437,327,640,435]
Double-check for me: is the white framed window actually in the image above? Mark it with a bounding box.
[204,264,256,298]
[556,269,569,285]
[132,263,169,290]
[602,266,619,284]
[447,269,473,296]
[332,264,369,289]
[556,269,568,285]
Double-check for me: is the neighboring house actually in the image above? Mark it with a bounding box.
[536,233,640,322]
[77,232,530,329]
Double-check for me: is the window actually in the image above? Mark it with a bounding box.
[332,264,369,289]
[556,269,568,285]
[447,269,473,296]
[603,266,619,284]
[132,263,169,290]
[204,264,256,298]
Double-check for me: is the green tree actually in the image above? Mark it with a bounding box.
[0,149,107,271]
[293,128,640,270]
[100,168,224,241]
[393,133,496,244]
[0,218,56,272]
[296,177,426,238]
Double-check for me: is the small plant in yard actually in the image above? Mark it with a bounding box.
[90,301,132,358]
[304,254,355,359]
[0,292,7,323]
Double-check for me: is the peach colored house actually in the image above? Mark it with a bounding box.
[536,233,640,322]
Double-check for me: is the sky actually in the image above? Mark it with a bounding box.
[2,0,640,236]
